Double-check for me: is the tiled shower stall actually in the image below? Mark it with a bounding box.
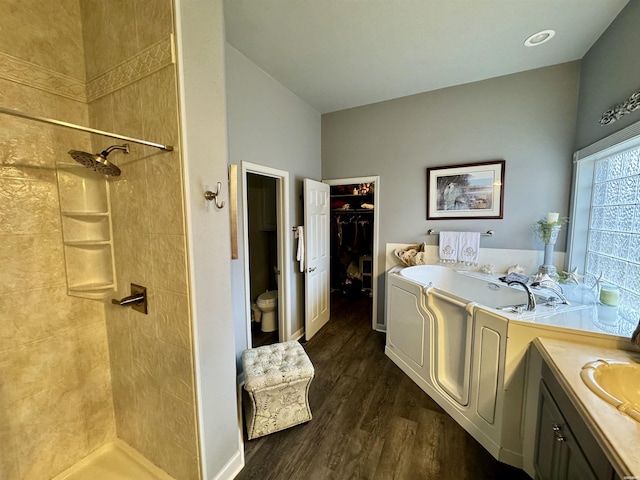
[0,1,200,479]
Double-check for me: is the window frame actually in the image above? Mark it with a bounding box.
[567,119,640,323]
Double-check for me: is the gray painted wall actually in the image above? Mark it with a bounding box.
[575,0,640,150]
[225,44,322,365]
[322,62,581,321]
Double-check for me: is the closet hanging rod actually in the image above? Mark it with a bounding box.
[427,229,494,237]
[0,106,173,152]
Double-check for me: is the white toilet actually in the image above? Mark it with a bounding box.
[256,290,278,333]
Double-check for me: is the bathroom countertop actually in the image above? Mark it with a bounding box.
[534,337,640,477]
[460,270,635,338]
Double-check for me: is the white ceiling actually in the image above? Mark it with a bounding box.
[224,0,629,114]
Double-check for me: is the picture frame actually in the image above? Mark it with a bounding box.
[426,160,505,220]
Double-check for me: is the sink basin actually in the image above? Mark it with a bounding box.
[581,359,640,422]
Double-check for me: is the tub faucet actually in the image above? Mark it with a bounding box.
[531,280,570,305]
[508,281,536,311]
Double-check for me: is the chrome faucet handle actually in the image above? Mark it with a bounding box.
[508,280,537,311]
[532,280,570,305]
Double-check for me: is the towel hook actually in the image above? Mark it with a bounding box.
[204,183,225,209]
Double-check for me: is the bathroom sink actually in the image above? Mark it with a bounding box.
[581,359,640,422]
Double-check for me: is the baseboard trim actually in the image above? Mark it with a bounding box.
[209,448,244,480]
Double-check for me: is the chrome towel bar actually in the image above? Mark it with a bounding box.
[426,229,494,237]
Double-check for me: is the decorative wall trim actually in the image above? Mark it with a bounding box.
[600,87,640,126]
[0,35,174,105]
[0,52,87,102]
[86,36,175,102]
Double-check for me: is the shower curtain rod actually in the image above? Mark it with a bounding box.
[0,106,174,152]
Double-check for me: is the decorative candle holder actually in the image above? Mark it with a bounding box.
[537,225,561,276]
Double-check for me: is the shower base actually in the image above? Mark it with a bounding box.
[52,440,175,480]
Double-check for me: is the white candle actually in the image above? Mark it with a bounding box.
[547,212,559,223]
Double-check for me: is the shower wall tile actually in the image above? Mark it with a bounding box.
[158,443,201,480]
[0,432,20,480]
[0,285,102,352]
[162,391,198,454]
[88,94,114,133]
[105,305,134,369]
[11,382,90,479]
[82,365,117,450]
[0,77,88,125]
[147,152,186,235]
[112,81,145,140]
[150,233,188,294]
[109,161,151,234]
[134,380,166,461]
[112,230,153,289]
[131,331,161,384]
[156,340,194,404]
[80,0,138,81]
[140,65,180,152]
[0,327,103,405]
[0,177,61,235]
[134,0,174,52]
[84,6,200,476]
[110,361,138,440]
[0,63,115,479]
[0,38,115,477]
[0,0,86,80]
[76,321,111,374]
[155,289,191,350]
[0,234,66,294]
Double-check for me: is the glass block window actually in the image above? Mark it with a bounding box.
[586,145,640,324]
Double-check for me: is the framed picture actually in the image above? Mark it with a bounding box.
[427,160,505,219]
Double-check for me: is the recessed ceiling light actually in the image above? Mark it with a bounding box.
[524,29,555,47]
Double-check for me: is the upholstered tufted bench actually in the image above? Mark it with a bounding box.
[241,340,314,439]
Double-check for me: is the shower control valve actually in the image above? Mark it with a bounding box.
[111,283,148,314]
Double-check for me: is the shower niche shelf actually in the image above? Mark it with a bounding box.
[56,162,116,300]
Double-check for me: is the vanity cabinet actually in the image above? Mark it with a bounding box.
[535,362,618,480]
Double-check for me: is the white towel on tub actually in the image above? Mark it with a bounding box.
[458,231,480,266]
[439,231,458,263]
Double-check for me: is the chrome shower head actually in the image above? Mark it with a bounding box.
[68,144,129,176]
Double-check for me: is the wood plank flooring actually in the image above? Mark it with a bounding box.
[236,294,531,480]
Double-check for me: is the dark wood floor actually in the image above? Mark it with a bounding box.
[237,294,531,480]
[251,318,279,348]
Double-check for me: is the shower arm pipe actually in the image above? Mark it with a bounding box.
[0,106,173,152]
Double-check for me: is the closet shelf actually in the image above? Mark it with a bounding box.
[332,209,374,214]
[330,193,373,198]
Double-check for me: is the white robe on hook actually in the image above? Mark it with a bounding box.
[296,226,305,272]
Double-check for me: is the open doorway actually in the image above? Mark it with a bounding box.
[241,162,291,349]
[323,176,380,330]
[246,173,278,346]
